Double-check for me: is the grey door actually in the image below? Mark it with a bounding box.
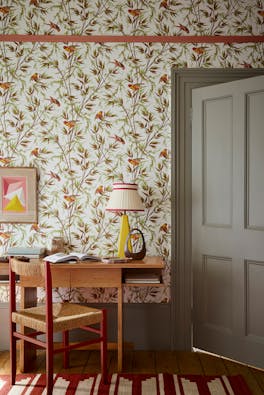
[192,75,264,368]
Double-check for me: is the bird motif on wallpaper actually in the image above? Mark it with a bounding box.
[64,120,76,128]
[95,185,104,195]
[95,111,104,120]
[128,83,140,91]
[128,158,140,167]
[159,148,169,159]
[0,82,11,90]
[48,21,61,32]
[258,10,264,17]
[111,134,125,144]
[176,24,189,33]
[63,45,77,54]
[30,0,39,5]
[160,0,169,8]
[159,74,168,83]
[0,232,11,240]
[160,223,169,233]
[128,9,142,17]
[49,97,61,106]
[31,148,39,157]
[30,73,40,82]
[0,157,13,165]
[113,60,125,70]
[64,195,77,204]
[49,171,61,181]
[0,6,10,14]
[192,47,206,55]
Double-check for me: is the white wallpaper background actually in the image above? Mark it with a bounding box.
[0,0,263,303]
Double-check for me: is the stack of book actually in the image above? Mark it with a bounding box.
[124,272,161,284]
[7,246,46,259]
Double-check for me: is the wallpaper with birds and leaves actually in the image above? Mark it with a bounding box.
[0,0,263,303]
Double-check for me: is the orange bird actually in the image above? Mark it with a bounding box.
[96,186,104,195]
[63,45,77,54]
[31,223,40,232]
[160,223,169,233]
[31,73,39,82]
[128,9,142,17]
[49,96,61,106]
[30,0,39,5]
[95,111,104,120]
[160,148,169,158]
[0,157,13,165]
[192,47,205,55]
[128,83,140,91]
[128,158,140,166]
[0,6,10,14]
[31,148,39,157]
[0,82,11,90]
[160,0,169,8]
[64,120,76,128]
[160,74,168,83]
[64,195,77,203]
[0,232,11,239]
[258,10,264,17]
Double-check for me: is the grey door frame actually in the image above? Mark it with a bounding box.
[171,68,264,351]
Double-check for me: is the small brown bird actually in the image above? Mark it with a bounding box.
[63,45,77,54]
[160,148,169,158]
[160,0,168,8]
[30,73,39,82]
[0,82,11,90]
[192,47,205,55]
[31,223,40,232]
[258,10,264,17]
[160,223,168,233]
[49,171,61,181]
[64,195,76,203]
[31,148,39,157]
[48,21,60,32]
[0,6,10,14]
[30,0,39,5]
[113,59,125,70]
[128,9,142,17]
[64,120,76,128]
[49,96,61,106]
[96,186,104,195]
[128,158,140,166]
[128,83,140,91]
[177,24,189,33]
[111,134,125,144]
[0,157,13,165]
[0,232,11,239]
[95,111,104,120]
[160,74,168,83]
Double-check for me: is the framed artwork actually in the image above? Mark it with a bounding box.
[0,167,37,223]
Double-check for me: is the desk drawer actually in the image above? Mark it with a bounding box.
[70,268,121,288]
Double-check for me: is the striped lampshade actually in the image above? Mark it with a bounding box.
[106,183,144,212]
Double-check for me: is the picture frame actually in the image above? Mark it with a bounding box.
[0,167,37,223]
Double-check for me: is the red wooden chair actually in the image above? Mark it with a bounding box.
[9,257,108,394]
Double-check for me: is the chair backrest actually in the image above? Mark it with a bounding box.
[10,258,45,278]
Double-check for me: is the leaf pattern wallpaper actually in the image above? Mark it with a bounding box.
[0,0,263,303]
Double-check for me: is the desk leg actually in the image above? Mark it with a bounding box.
[117,285,123,372]
[20,287,37,372]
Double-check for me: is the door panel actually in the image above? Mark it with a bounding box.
[192,75,264,368]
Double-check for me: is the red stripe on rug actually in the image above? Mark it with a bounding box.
[0,373,253,394]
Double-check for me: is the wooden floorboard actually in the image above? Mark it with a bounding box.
[0,349,263,394]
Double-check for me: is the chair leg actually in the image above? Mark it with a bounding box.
[46,338,54,394]
[101,309,108,384]
[63,330,69,368]
[10,323,16,385]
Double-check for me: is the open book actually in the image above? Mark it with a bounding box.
[43,252,101,263]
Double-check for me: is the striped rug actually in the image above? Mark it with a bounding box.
[0,373,252,394]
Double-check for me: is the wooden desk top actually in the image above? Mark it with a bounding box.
[0,256,164,274]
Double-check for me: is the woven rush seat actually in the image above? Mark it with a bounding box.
[12,302,103,333]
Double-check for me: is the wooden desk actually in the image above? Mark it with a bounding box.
[4,256,164,372]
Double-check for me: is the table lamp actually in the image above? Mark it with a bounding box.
[106,182,144,257]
